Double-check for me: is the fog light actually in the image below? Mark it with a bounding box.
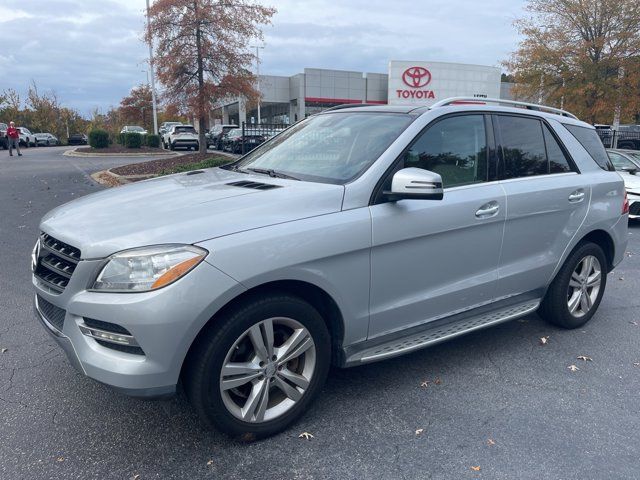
[78,324,139,346]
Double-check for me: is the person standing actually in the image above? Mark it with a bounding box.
[7,121,21,156]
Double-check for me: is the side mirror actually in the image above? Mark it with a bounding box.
[384,167,444,201]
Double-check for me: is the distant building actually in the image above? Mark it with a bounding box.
[211,60,510,126]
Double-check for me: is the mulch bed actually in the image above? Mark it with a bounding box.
[76,146,167,154]
[111,153,230,176]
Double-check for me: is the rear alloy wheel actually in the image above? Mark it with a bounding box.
[539,242,607,329]
[184,294,330,440]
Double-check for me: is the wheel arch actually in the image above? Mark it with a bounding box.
[577,229,615,272]
[181,279,347,381]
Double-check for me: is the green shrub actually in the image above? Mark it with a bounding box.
[124,132,142,148]
[88,129,109,149]
[146,134,160,148]
[118,133,126,145]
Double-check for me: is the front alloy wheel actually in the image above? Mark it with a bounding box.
[220,317,316,423]
[184,294,330,439]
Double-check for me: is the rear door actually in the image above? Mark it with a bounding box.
[494,114,589,299]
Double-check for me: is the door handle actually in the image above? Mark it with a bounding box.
[568,189,585,203]
[475,201,500,218]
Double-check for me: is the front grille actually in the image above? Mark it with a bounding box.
[34,233,81,294]
[630,202,640,216]
[37,295,66,331]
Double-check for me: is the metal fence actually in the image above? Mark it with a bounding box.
[240,122,289,155]
[595,129,640,150]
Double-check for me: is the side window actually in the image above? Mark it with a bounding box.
[543,124,572,173]
[564,124,615,171]
[608,152,637,171]
[497,115,547,178]
[402,115,488,188]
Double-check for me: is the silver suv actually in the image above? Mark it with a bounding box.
[32,98,628,438]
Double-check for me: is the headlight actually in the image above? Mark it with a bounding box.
[92,245,208,292]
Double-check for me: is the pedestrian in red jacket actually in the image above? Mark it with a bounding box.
[7,121,22,156]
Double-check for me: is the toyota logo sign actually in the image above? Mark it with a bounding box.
[402,66,432,88]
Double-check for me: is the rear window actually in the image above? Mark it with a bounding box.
[564,124,614,171]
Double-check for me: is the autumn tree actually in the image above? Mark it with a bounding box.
[146,0,276,152]
[118,84,153,131]
[27,81,61,135]
[505,0,640,124]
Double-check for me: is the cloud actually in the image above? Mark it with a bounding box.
[0,0,525,115]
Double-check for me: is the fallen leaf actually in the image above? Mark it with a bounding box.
[299,432,314,440]
[420,380,430,388]
[206,460,214,466]
[540,336,549,345]
[131,475,140,480]
[415,428,424,435]
[619,277,624,281]
[434,377,442,385]
[471,466,481,471]
[633,362,639,367]
[630,321,638,326]
[1,348,7,353]
[568,364,580,372]
[487,438,496,446]
[577,355,592,362]
[56,457,64,462]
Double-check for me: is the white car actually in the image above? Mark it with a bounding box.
[163,124,199,150]
[607,149,640,219]
[120,126,148,135]
[17,127,36,147]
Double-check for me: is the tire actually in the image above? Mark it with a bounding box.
[539,242,607,329]
[184,293,331,440]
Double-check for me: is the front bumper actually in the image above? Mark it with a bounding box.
[33,258,245,398]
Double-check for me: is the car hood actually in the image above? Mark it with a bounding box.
[40,168,345,259]
[618,171,640,192]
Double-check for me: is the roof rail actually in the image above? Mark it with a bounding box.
[430,97,578,120]
[323,103,383,112]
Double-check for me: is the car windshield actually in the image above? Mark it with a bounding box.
[175,126,196,134]
[233,112,414,184]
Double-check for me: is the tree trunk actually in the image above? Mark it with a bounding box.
[195,0,207,153]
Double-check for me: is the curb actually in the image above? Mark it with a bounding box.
[91,169,154,187]
[64,147,180,158]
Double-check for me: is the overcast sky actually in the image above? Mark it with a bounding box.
[0,0,526,115]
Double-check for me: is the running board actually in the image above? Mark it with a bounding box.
[346,300,540,366]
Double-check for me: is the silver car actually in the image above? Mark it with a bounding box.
[33,98,628,438]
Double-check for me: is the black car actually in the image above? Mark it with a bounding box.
[207,124,237,149]
[68,133,88,145]
[222,128,265,154]
[0,123,7,150]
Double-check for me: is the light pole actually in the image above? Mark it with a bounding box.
[146,0,159,135]
[250,45,264,124]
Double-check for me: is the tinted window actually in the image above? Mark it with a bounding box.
[402,115,488,187]
[497,116,547,178]
[543,124,572,173]
[564,124,614,171]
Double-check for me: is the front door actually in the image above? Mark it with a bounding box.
[368,114,505,339]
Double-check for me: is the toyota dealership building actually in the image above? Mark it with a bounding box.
[212,60,509,125]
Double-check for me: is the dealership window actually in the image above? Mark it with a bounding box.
[497,116,548,178]
[402,115,488,188]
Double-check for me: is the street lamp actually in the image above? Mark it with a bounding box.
[146,0,159,135]
[250,45,264,124]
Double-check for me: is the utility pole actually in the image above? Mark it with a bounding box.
[612,66,625,148]
[251,45,264,124]
[146,0,159,135]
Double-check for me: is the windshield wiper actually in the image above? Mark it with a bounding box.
[246,167,300,181]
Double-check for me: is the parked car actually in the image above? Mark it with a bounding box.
[617,125,640,151]
[68,133,88,145]
[17,127,36,147]
[32,98,628,439]
[0,122,7,150]
[163,124,199,150]
[207,124,237,149]
[222,128,265,154]
[121,125,148,135]
[159,121,182,137]
[607,148,640,219]
[35,133,59,147]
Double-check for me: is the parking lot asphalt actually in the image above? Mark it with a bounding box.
[1,145,640,480]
